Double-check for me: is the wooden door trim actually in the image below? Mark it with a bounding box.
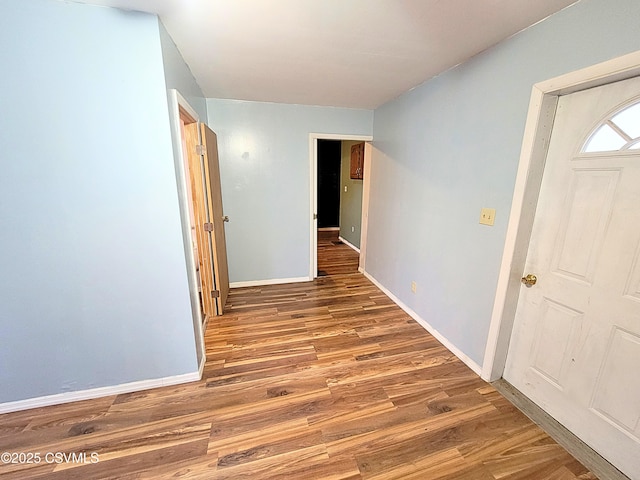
[482,50,640,382]
[167,89,205,377]
[309,133,373,280]
[359,142,373,273]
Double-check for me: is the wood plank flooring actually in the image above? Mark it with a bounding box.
[317,230,359,276]
[0,239,596,479]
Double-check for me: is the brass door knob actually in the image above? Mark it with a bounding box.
[521,274,537,287]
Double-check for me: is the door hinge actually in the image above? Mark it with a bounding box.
[195,144,205,155]
[204,223,214,232]
[313,213,318,220]
[211,290,220,298]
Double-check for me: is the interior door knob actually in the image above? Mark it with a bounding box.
[521,274,537,287]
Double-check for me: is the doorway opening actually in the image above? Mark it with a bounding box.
[317,139,364,276]
[480,50,640,480]
[309,133,372,280]
[317,139,341,231]
[167,90,231,374]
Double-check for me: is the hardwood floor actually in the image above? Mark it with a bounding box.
[317,230,359,276]
[0,241,596,479]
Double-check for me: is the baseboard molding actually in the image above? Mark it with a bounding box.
[358,266,364,273]
[338,236,360,253]
[229,276,311,289]
[317,227,340,232]
[0,370,201,415]
[362,270,483,376]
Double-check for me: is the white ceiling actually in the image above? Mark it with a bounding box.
[70,0,579,109]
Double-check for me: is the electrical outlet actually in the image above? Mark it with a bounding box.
[351,226,355,233]
[344,186,348,192]
[411,281,417,294]
[479,207,496,226]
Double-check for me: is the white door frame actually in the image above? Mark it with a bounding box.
[482,50,640,382]
[309,133,373,280]
[167,89,206,377]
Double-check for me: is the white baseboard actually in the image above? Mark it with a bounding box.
[317,227,340,232]
[362,270,483,376]
[338,236,360,253]
[229,276,311,288]
[0,370,201,415]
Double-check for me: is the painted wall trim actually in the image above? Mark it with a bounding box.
[229,276,311,289]
[0,371,201,415]
[338,236,360,253]
[310,133,373,281]
[482,50,640,382]
[363,270,483,376]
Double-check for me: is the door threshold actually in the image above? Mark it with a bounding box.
[492,379,629,480]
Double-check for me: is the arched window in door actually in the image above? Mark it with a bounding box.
[583,99,640,153]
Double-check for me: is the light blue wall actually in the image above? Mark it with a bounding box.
[0,0,198,403]
[339,141,363,248]
[368,0,640,367]
[206,99,373,283]
[158,20,208,122]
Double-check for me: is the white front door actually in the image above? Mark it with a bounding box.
[504,75,640,479]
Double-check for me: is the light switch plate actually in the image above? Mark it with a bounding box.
[480,208,496,226]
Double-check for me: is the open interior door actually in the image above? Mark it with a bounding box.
[183,122,218,319]
[199,123,230,313]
